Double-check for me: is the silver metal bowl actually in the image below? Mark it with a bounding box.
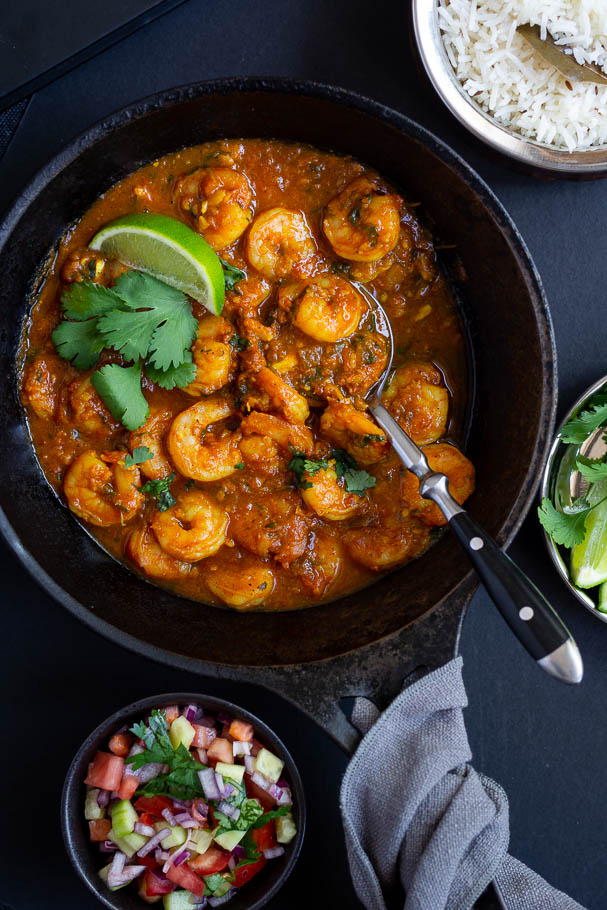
[541,375,607,623]
[411,0,607,176]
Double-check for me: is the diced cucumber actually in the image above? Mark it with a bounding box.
[214,828,245,851]
[84,789,105,820]
[169,715,195,750]
[154,821,187,849]
[204,875,233,897]
[215,761,245,785]
[99,863,130,891]
[107,827,148,858]
[255,748,284,784]
[162,891,194,910]
[276,812,297,844]
[111,798,138,837]
[190,826,215,854]
[598,581,607,613]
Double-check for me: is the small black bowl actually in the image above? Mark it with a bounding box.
[61,693,306,910]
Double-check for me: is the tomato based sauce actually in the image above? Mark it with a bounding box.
[20,139,474,611]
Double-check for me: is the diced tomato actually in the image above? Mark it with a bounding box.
[162,705,180,724]
[138,878,162,904]
[251,821,277,852]
[88,818,111,842]
[85,752,124,792]
[191,724,217,748]
[139,812,156,828]
[166,862,205,897]
[134,795,173,817]
[244,773,275,809]
[117,773,139,801]
[250,738,263,757]
[190,799,209,825]
[108,732,133,757]
[139,854,160,871]
[233,855,267,888]
[228,719,254,742]
[206,737,233,765]
[142,869,175,896]
[188,847,230,875]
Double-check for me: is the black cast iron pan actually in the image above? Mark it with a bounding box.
[0,78,556,754]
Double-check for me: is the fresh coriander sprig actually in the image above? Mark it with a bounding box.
[288,449,375,495]
[126,709,206,801]
[219,257,246,292]
[559,395,607,444]
[538,496,596,548]
[140,474,177,511]
[124,446,153,468]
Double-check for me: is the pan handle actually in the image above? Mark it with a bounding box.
[243,579,475,754]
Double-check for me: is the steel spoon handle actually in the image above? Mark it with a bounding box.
[370,405,583,684]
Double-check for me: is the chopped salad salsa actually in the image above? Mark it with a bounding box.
[84,702,297,906]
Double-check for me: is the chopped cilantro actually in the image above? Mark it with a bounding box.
[362,433,386,445]
[229,333,249,351]
[288,451,329,490]
[559,395,607,444]
[333,449,376,495]
[252,806,290,827]
[234,462,245,470]
[219,256,246,291]
[141,473,177,511]
[124,446,153,467]
[127,709,206,800]
[90,363,149,431]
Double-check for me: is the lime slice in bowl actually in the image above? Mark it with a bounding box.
[90,213,225,314]
[571,491,607,588]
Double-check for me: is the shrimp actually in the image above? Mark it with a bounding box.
[174,167,254,249]
[383,362,449,446]
[323,177,402,262]
[344,521,431,570]
[125,525,194,581]
[206,559,275,608]
[228,492,309,566]
[246,207,317,280]
[167,397,242,482]
[292,531,342,597]
[279,274,364,342]
[401,442,475,527]
[22,352,64,419]
[183,315,237,397]
[128,410,173,480]
[253,367,310,424]
[68,376,120,436]
[240,412,313,454]
[320,402,389,465]
[300,460,363,521]
[64,451,144,527]
[152,490,228,562]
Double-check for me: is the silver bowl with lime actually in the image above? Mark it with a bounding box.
[541,375,607,622]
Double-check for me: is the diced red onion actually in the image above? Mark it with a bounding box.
[114,865,146,886]
[171,798,192,809]
[181,818,200,828]
[269,784,292,806]
[182,704,199,722]
[137,762,165,784]
[189,897,207,907]
[198,767,221,800]
[263,846,285,860]
[232,742,251,757]
[99,841,117,853]
[163,845,190,874]
[208,891,235,907]
[97,789,111,808]
[172,849,189,867]
[277,779,289,788]
[197,713,216,728]
[134,822,155,837]
[127,743,145,758]
[161,807,177,827]
[217,800,240,821]
[243,755,256,775]
[106,851,126,887]
[137,828,171,857]
[174,811,194,825]
[228,855,237,872]
[251,770,272,791]
[197,748,208,764]
[191,799,208,823]
[231,845,245,862]
[155,848,170,863]
[222,782,235,799]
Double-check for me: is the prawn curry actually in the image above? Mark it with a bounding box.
[20,139,474,611]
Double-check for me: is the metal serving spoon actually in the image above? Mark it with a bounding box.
[363,289,583,684]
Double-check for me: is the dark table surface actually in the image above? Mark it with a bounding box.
[1,2,606,908]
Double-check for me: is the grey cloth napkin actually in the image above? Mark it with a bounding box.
[340,657,585,910]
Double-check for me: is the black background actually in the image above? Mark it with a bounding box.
[1,2,606,908]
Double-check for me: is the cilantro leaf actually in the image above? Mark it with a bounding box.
[60,281,123,320]
[237,830,262,867]
[229,333,249,351]
[219,256,246,291]
[537,497,593,548]
[146,357,197,389]
[560,397,607,444]
[124,446,153,468]
[51,318,105,370]
[90,362,149,430]
[288,451,329,490]
[97,271,197,370]
[215,798,264,833]
[127,709,206,800]
[333,449,376,495]
[576,456,607,484]
[141,473,177,511]
[251,806,290,828]
[203,872,234,896]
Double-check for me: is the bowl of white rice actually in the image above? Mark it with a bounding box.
[412,0,607,175]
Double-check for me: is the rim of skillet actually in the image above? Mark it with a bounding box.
[0,76,557,672]
[61,692,306,910]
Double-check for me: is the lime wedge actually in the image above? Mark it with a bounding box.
[90,213,225,314]
[571,495,607,588]
[597,581,607,613]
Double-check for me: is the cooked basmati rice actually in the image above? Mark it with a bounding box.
[438,0,607,150]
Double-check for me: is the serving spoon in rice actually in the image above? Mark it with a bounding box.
[361,286,583,684]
